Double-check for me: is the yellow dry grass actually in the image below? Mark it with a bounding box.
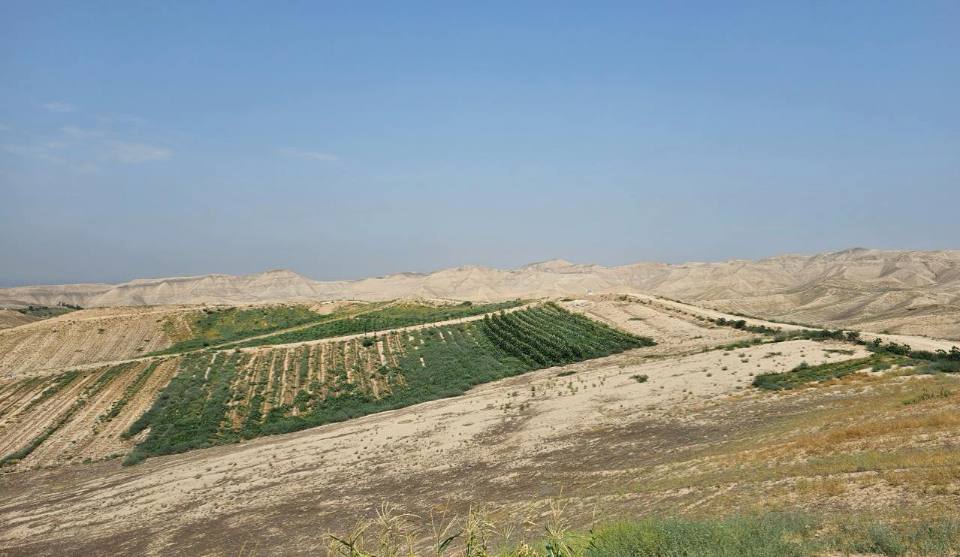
[625,373,960,514]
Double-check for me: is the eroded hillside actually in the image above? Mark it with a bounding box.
[3,248,959,339]
[0,306,188,378]
[2,295,958,555]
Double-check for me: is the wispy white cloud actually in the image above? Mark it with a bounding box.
[40,101,76,113]
[278,147,339,162]
[74,161,101,174]
[103,141,172,163]
[1,143,34,157]
[60,126,104,139]
[1,142,66,164]
[5,104,170,170]
[96,113,146,126]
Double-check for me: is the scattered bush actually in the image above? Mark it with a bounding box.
[752,355,894,390]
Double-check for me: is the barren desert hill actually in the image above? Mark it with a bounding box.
[2,248,960,338]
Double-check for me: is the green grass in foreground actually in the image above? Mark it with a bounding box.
[331,511,960,557]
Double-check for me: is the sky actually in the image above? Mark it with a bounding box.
[1,1,958,286]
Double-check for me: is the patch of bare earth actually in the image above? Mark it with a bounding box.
[0,310,39,331]
[0,307,190,380]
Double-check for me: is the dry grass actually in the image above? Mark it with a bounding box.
[622,373,960,515]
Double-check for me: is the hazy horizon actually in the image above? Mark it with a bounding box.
[3,245,958,289]
[3,2,959,286]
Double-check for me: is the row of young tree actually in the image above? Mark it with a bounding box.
[119,304,654,464]
[123,352,242,464]
[480,303,653,368]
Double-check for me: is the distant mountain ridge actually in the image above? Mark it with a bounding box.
[3,248,960,338]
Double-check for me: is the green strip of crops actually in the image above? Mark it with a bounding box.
[123,304,653,464]
[232,300,524,348]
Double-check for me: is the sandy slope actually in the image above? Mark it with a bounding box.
[0,295,957,555]
[3,248,959,338]
[0,322,875,554]
[0,307,190,379]
[0,310,38,330]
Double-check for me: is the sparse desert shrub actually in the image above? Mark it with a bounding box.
[903,388,954,405]
[752,355,900,390]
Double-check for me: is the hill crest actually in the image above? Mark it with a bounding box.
[2,248,959,339]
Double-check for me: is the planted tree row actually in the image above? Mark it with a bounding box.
[123,352,243,464]
[234,300,523,348]
[1,363,134,466]
[481,303,653,367]
[123,304,648,463]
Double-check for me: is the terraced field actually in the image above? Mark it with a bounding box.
[125,303,651,463]
[4,293,960,556]
[0,358,180,468]
[0,306,190,379]
[0,310,41,330]
[229,299,524,348]
[0,302,651,469]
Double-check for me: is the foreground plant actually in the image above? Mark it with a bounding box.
[328,505,960,557]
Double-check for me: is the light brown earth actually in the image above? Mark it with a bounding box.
[0,301,356,381]
[3,248,960,338]
[0,310,38,330]
[0,306,190,379]
[1,296,958,555]
[0,358,182,469]
[1,295,956,475]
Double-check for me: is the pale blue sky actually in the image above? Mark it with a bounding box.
[1,2,958,286]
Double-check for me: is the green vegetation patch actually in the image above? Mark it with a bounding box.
[331,510,960,557]
[234,300,524,348]
[752,354,897,390]
[481,303,651,367]
[584,514,817,557]
[574,515,960,556]
[123,352,241,463]
[14,303,80,318]
[153,304,328,354]
[124,304,652,463]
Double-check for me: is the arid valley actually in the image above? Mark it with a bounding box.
[4,4,959,554]
[1,250,959,555]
